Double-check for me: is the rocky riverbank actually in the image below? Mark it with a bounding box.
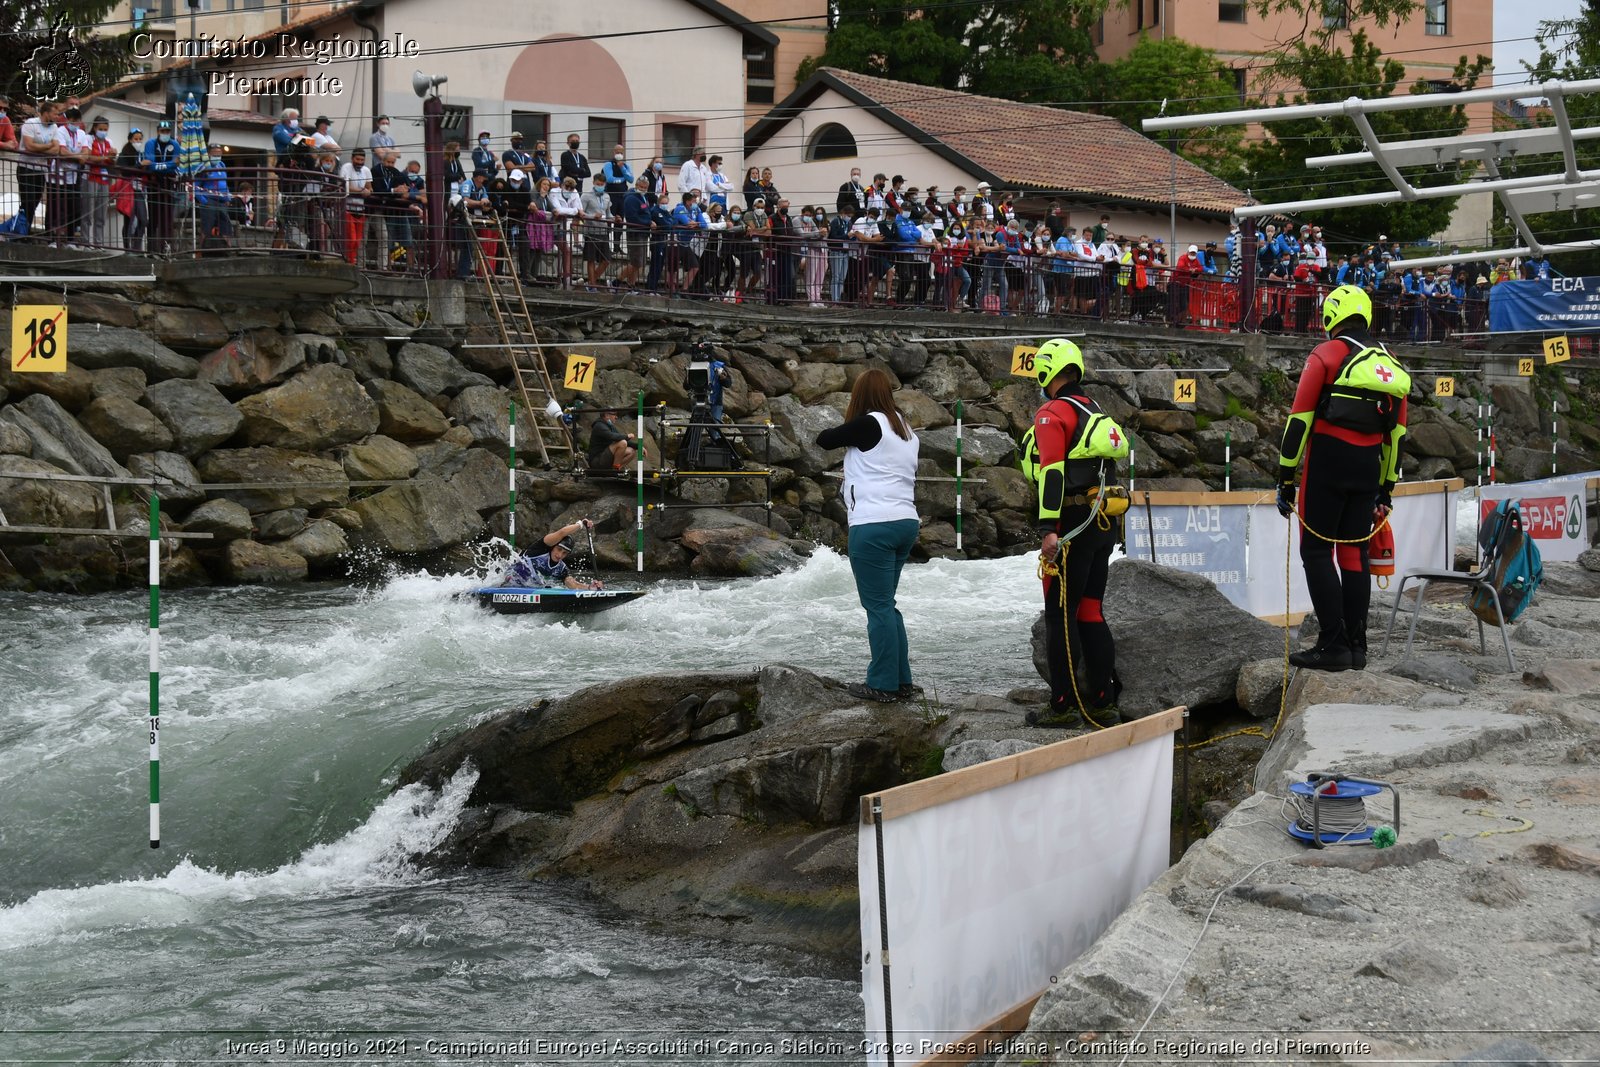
[2,280,1593,591]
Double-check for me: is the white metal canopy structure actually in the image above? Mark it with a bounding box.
[1143,78,1600,272]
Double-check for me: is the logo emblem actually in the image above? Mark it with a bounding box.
[26,16,92,100]
[1374,364,1394,383]
[1108,427,1121,449]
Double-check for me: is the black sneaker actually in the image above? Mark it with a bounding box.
[896,684,923,702]
[847,682,899,704]
[1348,636,1368,671]
[1026,704,1084,729]
[1289,642,1353,671]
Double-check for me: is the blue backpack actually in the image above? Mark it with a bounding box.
[1469,500,1543,624]
[0,210,30,238]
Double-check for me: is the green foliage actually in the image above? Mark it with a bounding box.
[1194,413,1213,431]
[798,0,973,88]
[2,0,136,104]
[1100,36,1250,185]
[1260,367,1291,405]
[963,0,1109,103]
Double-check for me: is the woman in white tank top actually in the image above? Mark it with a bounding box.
[815,369,921,702]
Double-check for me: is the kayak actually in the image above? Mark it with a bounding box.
[470,586,647,615]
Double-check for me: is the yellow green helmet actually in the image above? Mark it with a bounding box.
[1035,338,1085,388]
[1322,284,1372,334]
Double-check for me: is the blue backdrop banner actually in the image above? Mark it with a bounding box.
[1489,277,1600,332]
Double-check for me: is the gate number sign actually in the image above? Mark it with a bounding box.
[1010,345,1037,378]
[9,305,68,373]
[1543,336,1571,365]
[1173,378,1196,404]
[563,353,596,392]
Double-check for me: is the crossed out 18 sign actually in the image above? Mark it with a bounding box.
[9,305,69,373]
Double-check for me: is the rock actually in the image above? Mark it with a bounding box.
[337,435,419,482]
[1537,561,1600,599]
[7,394,130,478]
[766,394,843,477]
[348,474,484,554]
[368,380,450,442]
[283,519,349,569]
[76,396,175,459]
[729,350,790,398]
[1231,883,1375,922]
[1462,866,1528,907]
[0,361,96,411]
[1217,370,1261,408]
[221,539,308,583]
[1521,660,1600,696]
[196,448,349,513]
[1403,406,1475,464]
[1578,547,1600,573]
[1442,1039,1556,1066]
[68,325,199,381]
[942,739,1039,772]
[891,388,952,430]
[687,525,805,578]
[437,447,510,513]
[341,337,393,384]
[127,452,205,510]
[0,422,33,457]
[320,508,363,530]
[255,508,308,540]
[195,334,307,395]
[878,341,929,379]
[689,689,752,743]
[181,499,253,540]
[915,354,991,404]
[0,455,101,528]
[91,367,147,403]
[1490,382,1541,436]
[1520,842,1600,875]
[1388,655,1477,692]
[1355,939,1456,984]
[394,342,492,398]
[636,694,704,757]
[234,364,379,452]
[916,521,956,555]
[1292,837,1442,872]
[1137,409,1196,434]
[1193,417,1259,464]
[138,305,229,351]
[447,385,514,450]
[1145,431,1197,468]
[787,362,848,404]
[1033,560,1283,718]
[675,477,729,505]
[1134,369,1180,410]
[917,425,1017,469]
[1438,778,1500,802]
[992,382,1041,436]
[1236,658,1286,720]
[143,379,244,458]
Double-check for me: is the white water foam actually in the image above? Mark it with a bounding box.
[0,764,478,952]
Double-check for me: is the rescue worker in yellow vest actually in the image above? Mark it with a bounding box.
[1276,284,1409,671]
[1025,339,1130,728]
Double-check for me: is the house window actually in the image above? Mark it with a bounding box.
[805,123,857,162]
[1133,0,1160,29]
[661,123,697,165]
[1093,15,1104,45]
[589,117,624,157]
[1220,0,1246,22]
[1425,0,1448,35]
[1323,0,1349,28]
[439,105,472,145]
[746,50,775,105]
[252,77,303,118]
[156,0,174,19]
[1233,67,1248,102]
[512,110,548,148]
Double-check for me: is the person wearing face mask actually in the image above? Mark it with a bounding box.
[892,202,922,306]
[705,155,731,210]
[310,116,340,152]
[620,176,652,291]
[826,204,854,304]
[116,128,147,251]
[676,145,709,198]
[369,115,394,151]
[272,108,301,164]
[443,140,465,186]
[529,140,553,184]
[866,173,888,214]
[503,131,533,174]
[768,197,797,304]
[796,204,826,307]
[471,130,498,181]
[195,141,233,253]
[83,115,116,248]
[837,167,865,218]
[559,135,589,186]
[143,119,180,254]
[0,95,17,153]
[51,107,92,247]
[742,167,762,210]
[18,102,62,242]
[642,156,667,199]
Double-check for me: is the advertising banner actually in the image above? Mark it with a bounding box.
[1478,476,1594,563]
[1489,277,1600,333]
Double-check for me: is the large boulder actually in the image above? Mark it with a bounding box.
[68,326,199,382]
[1032,559,1283,718]
[137,305,230,351]
[6,393,130,478]
[349,474,484,553]
[766,393,843,477]
[915,354,992,404]
[0,422,31,456]
[337,435,419,482]
[680,509,806,577]
[234,364,379,452]
[0,455,101,528]
[918,424,1017,469]
[0,362,96,412]
[76,396,175,460]
[182,498,253,540]
[143,379,244,458]
[127,452,206,511]
[91,367,147,403]
[220,540,308,583]
[196,448,349,512]
[367,379,449,442]
[438,447,510,513]
[283,518,349,569]
[195,333,308,395]
[447,385,514,451]
[393,342,492,398]
[787,362,848,404]
[892,388,953,430]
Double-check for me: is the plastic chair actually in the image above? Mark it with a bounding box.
[1380,513,1516,671]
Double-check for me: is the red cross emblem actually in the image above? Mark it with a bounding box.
[1375,364,1393,383]
[1108,427,1122,449]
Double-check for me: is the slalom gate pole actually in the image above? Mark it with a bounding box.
[1129,442,1136,495]
[1476,400,1483,489]
[148,493,160,849]
[1552,397,1558,477]
[954,399,963,552]
[636,390,645,574]
[508,399,516,549]
[1224,430,1232,493]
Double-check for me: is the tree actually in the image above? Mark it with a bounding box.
[1245,28,1489,240]
[962,0,1108,105]
[1,0,135,106]
[796,0,972,89]
[1100,35,1251,186]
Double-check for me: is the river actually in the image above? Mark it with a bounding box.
[0,549,1042,1064]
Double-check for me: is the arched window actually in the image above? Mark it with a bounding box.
[806,123,857,162]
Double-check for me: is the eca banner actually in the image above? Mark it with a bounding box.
[1125,503,1248,601]
[1478,477,1592,562]
[1489,276,1600,332]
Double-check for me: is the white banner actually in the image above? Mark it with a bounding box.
[1477,475,1595,563]
[859,719,1177,1066]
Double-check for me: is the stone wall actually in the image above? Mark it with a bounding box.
[0,280,1585,591]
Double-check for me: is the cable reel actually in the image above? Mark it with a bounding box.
[1286,772,1400,849]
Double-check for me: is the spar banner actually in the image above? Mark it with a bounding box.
[1489,276,1600,332]
[1478,476,1593,563]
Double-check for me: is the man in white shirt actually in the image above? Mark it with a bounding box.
[311,116,341,152]
[19,101,63,240]
[54,107,93,246]
[676,146,710,197]
[338,147,373,266]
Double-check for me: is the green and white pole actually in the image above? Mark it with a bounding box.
[1224,430,1232,493]
[148,493,160,849]
[507,399,516,550]
[954,399,963,552]
[636,390,645,574]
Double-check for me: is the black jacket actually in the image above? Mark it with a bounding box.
[559,149,590,184]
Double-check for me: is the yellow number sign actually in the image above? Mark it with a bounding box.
[563,353,596,392]
[1518,357,1535,377]
[1010,345,1038,378]
[1434,376,1455,397]
[1543,335,1571,364]
[9,305,68,373]
[1173,378,1196,404]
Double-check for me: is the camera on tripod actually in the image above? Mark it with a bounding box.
[679,345,739,472]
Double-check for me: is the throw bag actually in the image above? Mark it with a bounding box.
[1369,510,1396,587]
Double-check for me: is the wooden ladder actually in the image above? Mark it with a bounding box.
[470,214,576,469]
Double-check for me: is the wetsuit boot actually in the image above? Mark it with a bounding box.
[1343,574,1370,670]
[1347,622,1368,671]
[1289,619,1353,671]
